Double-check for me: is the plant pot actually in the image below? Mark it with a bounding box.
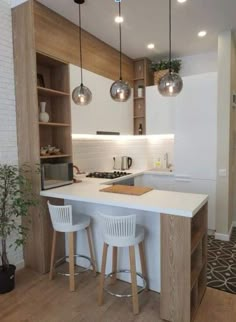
[154,69,169,85]
[0,265,16,294]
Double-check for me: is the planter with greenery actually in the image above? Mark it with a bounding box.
[151,59,182,85]
[0,164,38,294]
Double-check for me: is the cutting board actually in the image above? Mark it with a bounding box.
[100,185,153,196]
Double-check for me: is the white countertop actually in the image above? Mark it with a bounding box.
[40,169,208,218]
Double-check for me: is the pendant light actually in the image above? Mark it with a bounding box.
[110,0,131,102]
[72,0,92,106]
[158,0,183,97]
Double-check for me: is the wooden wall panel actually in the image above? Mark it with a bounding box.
[33,1,134,84]
[12,1,65,274]
[160,214,191,322]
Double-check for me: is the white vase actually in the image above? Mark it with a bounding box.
[39,102,49,123]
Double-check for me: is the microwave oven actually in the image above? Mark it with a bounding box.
[41,163,73,190]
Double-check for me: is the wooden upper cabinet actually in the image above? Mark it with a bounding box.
[33,1,134,84]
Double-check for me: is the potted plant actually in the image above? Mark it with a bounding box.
[151,59,182,85]
[0,164,38,294]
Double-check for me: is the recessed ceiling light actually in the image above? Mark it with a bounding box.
[115,16,124,23]
[198,30,207,37]
[177,0,187,3]
[147,43,155,49]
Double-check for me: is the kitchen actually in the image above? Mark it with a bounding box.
[0,0,236,322]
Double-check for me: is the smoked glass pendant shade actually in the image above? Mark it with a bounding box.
[110,80,131,102]
[158,0,183,97]
[158,72,183,97]
[72,84,92,106]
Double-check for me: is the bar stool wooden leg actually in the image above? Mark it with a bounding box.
[98,243,108,306]
[86,225,97,276]
[68,232,75,292]
[129,245,139,315]
[111,246,118,284]
[49,230,57,281]
[138,241,148,290]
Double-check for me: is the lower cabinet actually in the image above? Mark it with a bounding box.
[135,174,216,230]
[134,174,175,191]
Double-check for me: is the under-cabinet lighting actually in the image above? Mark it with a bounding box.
[177,0,187,3]
[72,134,175,141]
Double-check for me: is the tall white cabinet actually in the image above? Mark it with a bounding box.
[146,72,217,230]
[146,87,175,135]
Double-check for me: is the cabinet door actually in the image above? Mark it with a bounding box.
[174,73,217,180]
[174,178,216,230]
[135,174,175,191]
[146,86,175,135]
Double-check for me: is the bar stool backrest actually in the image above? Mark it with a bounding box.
[101,214,136,239]
[47,201,72,231]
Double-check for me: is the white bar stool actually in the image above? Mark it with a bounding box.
[47,201,96,291]
[98,214,148,314]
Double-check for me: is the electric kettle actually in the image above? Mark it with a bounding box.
[113,156,132,170]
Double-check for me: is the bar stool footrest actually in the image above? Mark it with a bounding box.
[104,269,147,298]
[55,254,94,276]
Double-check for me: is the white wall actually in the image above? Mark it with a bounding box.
[70,65,133,135]
[11,0,28,7]
[72,136,174,172]
[0,0,23,268]
[179,52,217,77]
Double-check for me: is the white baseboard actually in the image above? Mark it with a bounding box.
[214,233,230,241]
[215,221,236,241]
[15,260,25,271]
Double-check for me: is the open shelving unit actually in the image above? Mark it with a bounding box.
[161,202,208,322]
[133,58,153,135]
[36,52,72,163]
[190,204,208,321]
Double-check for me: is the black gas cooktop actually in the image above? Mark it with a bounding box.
[86,171,131,180]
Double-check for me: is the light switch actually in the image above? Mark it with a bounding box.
[218,169,227,177]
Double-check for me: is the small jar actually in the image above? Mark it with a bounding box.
[137,86,144,98]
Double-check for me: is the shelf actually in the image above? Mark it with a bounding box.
[134,77,144,81]
[134,96,145,100]
[40,154,71,159]
[37,86,70,97]
[134,115,145,119]
[39,122,71,127]
[191,229,205,254]
[191,258,206,290]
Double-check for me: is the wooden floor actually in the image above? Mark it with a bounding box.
[0,268,236,322]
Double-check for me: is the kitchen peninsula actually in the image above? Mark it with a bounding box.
[41,171,208,322]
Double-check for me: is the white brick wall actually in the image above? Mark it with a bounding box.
[73,136,174,172]
[0,0,23,268]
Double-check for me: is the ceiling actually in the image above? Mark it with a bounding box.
[37,0,236,60]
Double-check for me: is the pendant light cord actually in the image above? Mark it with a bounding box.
[119,1,122,80]
[79,3,83,85]
[169,0,172,73]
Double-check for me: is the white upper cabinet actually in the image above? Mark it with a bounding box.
[174,72,217,180]
[146,86,175,135]
[70,64,133,135]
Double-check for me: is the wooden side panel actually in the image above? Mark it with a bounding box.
[12,2,65,274]
[33,1,134,84]
[12,0,43,271]
[160,214,191,322]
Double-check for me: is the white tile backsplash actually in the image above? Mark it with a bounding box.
[73,136,174,172]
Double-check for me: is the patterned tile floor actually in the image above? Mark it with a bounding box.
[207,228,236,294]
